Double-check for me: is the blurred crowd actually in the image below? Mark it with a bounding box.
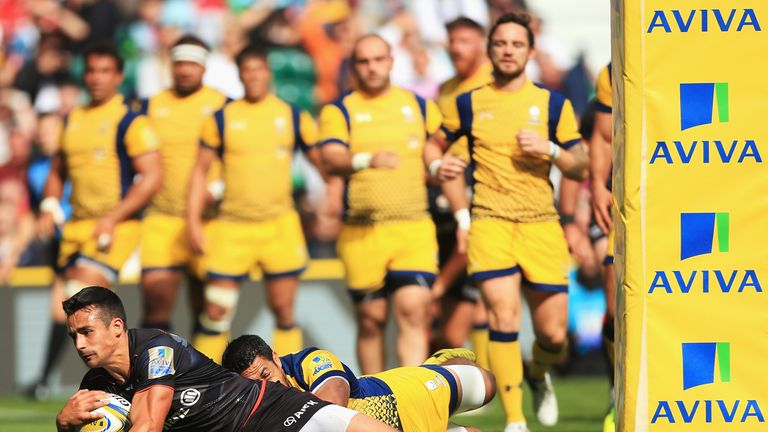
[0,0,601,283]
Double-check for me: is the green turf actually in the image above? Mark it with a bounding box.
[0,376,609,432]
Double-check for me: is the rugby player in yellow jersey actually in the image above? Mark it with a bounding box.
[318,34,443,374]
[38,42,162,299]
[429,13,589,432]
[432,16,494,372]
[136,35,229,333]
[187,45,320,363]
[591,62,617,432]
[222,335,496,432]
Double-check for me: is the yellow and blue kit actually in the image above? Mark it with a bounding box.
[595,63,615,265]
[595,62,612,114]
[136,86,229,274]
[199,94,317,280]
[279,347,459,432]
[58,94,159,276]
[318,87,442,298]
[441,81,582,290]
[436,61,493,123]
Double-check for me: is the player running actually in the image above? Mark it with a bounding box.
[430,12,588,432]
[222,335,495,432]
[55,287,398,432]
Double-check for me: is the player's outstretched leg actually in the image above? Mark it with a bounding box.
[297,405,398,432]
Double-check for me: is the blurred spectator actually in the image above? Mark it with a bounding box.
[65,0,120,50]
[412,0,489,45]
[0,174,34,283]
[203,18,246,99]
[13,32,74,111]
[298,1,356,104]
[404,44,440,100]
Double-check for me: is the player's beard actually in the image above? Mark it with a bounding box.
[175,81,202,97]
[492,66,525,83]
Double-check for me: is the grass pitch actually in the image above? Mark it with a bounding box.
[0,376,608,432]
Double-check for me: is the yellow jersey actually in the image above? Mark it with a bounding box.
[443,81,582,223]
[436,61,493,122]
[595,62,612,113]
[318,86,442,224]
[138,86,229,217]
[61,94,159,220]
[279,348,457,432]
[199,94,317,222]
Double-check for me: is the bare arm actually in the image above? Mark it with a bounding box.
[590,111,613,232]
[109,152,163,223]
[38,152,66,238]
[312,377,351,407]
[320,143,399,177]
[442,175,470,254]
[517,129,588,180]
[91,151,163,248]
[432,246,468,299]
[128,386,174,432]
[187,147,217,254]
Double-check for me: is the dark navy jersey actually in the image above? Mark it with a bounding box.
[79,329,328,431]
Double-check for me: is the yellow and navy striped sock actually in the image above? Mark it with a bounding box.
[489,329,524,424]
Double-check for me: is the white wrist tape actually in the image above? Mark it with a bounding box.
[40,197,65,225]
[548,141,561,159]
[428,159,444,177]
[454,208,471,230]
[207,179,225,201]
[352,152,373,171]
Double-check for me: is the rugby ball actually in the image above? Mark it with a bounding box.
[79,393,132,432]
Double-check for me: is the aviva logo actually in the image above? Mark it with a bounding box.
[680,83,729,131]
[681,212,729,261]
[682,342,730,390]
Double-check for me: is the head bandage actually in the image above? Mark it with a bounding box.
[170,44,209,65]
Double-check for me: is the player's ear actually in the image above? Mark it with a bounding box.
[272,351,282,368]
[112,317,125,336]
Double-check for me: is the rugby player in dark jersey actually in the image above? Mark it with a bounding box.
[55,287,398,432]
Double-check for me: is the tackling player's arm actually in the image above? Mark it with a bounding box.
[56,389,109,431]
[591,110,612,232]
[129,386,174,432]
[187,114,220,254]
[318,103,399,176]
[38,151,66,238]
[92,117,163,249]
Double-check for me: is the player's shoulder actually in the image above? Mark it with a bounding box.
[131,328,188,355]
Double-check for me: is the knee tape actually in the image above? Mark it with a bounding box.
[444,365,488,414]
[64,279,92,298]
[199,285,240,333]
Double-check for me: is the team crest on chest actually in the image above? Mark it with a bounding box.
[401,105,415,122]
[528,105,541,125]
[275,116,287,132]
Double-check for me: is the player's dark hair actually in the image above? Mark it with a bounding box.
[235,44,268,67]
[62,287,127,328]
[446,17,485,36]
[173,34,210,51]
[488,12,535,49]
[84,42,125,72]
[222,335,274,373]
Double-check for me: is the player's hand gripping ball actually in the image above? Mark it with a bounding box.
[78,393,131,432]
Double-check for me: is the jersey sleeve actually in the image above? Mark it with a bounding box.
[425,99,443,136]
[134,334,181,393]
[298,110,319,151]
[124,115,159,157]
[318,104,350,148]
[595,65,612,113]
[299,349,353,393]
[556,99,582,149]
[200,112,222,151]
